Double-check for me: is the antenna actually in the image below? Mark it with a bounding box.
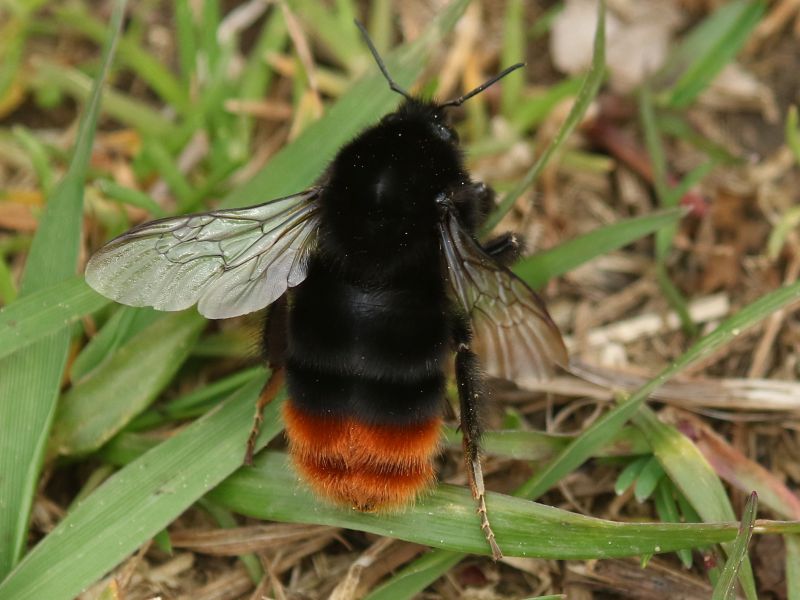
[440,62,525,108]
[354,20,413,101]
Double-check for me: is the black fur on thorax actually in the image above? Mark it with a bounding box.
[316,99,469,279]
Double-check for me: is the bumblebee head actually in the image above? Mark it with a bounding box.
[378,99,459,146]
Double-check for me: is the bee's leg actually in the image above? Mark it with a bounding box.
[244,295,288,465]
[451,181,525,266]
[453,318,503,560]
[482,232,524,266]
[472,181,496,220]
[244,367,285,465]
[450,181,496,231]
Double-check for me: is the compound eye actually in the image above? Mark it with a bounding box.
[434,123,457,142]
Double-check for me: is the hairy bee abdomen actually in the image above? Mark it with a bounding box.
[284,256,449,509]
[282,403,442,510]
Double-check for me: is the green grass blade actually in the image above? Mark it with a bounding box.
[50,310,205,457]
[233,10,287,151]
[615,456,650,495]
[639,85,697,335]
[769,105,800,259]
[11,125,54,195]
[29,59,177,138]
[0,16,27,109]
[633,457,665,502]
[292,0,358,70]
[638,85,670,211]
[446,426,648,463]
[711,492,757,600]
[638,86,674,261]
[655,263,696,336]
[787,105,800,163]
[654,479,694,567]
[656,113,739,165]
[0,256,16,304]
[192,328,253,358]
[97,180,166,218]
[128,366,264,430]
[634,407,757,598]
[0,374,273,600]
[209,452,799,557]
[365,551,464,600]
[633,407,736,521]
[199,0,222,74]
[366,0,392,56]
[513,207,685,289]
[767,205,800,261]
[665,161,716,206]
[174,0,197,85]
[517,279,800,500]
[788,535,800,600]
[0,276,109,361]
[0,0,126,578]
[660,1,765,109]
[500,0,524,116]
[54,5,190,113]
[140,139,194,209]
[481,0,605,234]
[510,76,583,132]
[98,431,164,466]
[70,306,161,381]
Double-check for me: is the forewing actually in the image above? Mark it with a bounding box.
[439,210,568,381]
[85,189,321,319]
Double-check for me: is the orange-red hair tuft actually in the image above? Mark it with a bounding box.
[283,401,442,511]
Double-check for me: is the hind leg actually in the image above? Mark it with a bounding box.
[244,296,288,465]
[452,316,503,560]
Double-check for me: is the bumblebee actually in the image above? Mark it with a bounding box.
[85,23,567,559]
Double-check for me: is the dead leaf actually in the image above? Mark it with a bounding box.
[551,0,684,93]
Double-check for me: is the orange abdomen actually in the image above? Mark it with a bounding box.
[283,401,442,510]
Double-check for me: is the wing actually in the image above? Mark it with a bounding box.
[85,188,322,319]
[438,206,568,381]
